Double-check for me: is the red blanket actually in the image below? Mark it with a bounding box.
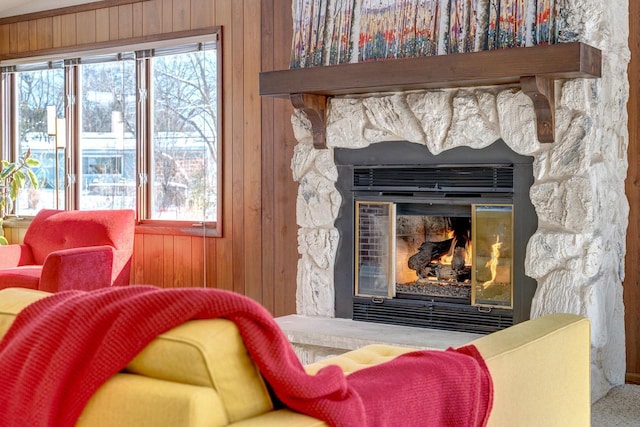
[0,286,492,426]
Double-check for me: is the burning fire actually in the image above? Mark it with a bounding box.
[397,236,473,284]
[439,238,473,267]
[481,235,502,289]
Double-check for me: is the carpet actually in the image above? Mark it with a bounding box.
[592,384,640,426]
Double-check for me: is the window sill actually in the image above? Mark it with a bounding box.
[1,215,220,238]
[1,216,34,229]
[135,222,220,238]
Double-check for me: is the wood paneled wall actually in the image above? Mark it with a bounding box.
[625,0,640,384]
[0,0,298,317]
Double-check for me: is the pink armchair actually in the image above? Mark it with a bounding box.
[0,209,135,292]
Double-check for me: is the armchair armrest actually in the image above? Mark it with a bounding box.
[39,246,115,292]
[0,244,35,268]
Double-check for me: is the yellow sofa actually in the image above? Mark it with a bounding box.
[0,287,590,426]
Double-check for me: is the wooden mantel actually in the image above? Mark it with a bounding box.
[259,42,601,148]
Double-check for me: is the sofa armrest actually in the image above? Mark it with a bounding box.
[39,246,115,292]
[471,314,591,427]
[0,244,35,268]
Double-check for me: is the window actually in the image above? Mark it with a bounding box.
[150,45,218,222]
[12,65,65,215]
[78,57,136,211]
[1,32,221,234]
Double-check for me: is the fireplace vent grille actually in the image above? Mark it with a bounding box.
[353,165,513,193]
[353,298,514,334]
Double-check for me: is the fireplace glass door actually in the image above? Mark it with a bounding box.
[354,200,514,309]
[354,201,396,298]
[472,204,514,308]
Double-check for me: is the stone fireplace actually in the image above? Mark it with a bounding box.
[273,0,629,404]
[331,139,538,334]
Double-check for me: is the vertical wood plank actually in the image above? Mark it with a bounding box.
[271,0,297,317]
[0,25,9,56]
[231,0,246,296]
[18,227,27,244]
[118,4,133,39]
[76,11,97,45]
[95,8,110,42]
[36,18,53,51]
[173,236,193,287]
[243,0,263,303]
[163,235,176,287]
[132,2,143,38]
[8,23,18,54]
[28,20,38,51]
[59,14,77,47]
[142,0,163,36]
[162,0,174,33]
[143,234,164,287]
[625,0,640,383]
[191,236,205,287]
[52,16,62,48]
[205,236,217,288]
[191,0,215,29]
[215,0,235,292]
[261,0,276,313]
[16,22,30,52]
[173,0,190,31]
[133,233,145,284]
[109,6,120,40]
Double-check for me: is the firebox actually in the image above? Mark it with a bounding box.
[334,140,538,334]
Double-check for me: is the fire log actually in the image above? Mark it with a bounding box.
[408,239,453,272]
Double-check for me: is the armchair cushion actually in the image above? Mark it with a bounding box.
[0,244,35,268]
[0,267,41,290]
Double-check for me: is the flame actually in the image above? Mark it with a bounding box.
[439,238,473,266]
[396,239,419,283]
[396,236,473,284]
[482,236,502,289]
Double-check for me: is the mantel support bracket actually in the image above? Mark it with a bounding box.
[290,93,328,149]
[520,75,555,143]
[290,78,555,148]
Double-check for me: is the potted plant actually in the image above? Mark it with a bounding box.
[0,149,40,244]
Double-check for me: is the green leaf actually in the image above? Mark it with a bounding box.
[25,158,40,167]
[9,179,18,201]
[0,236,7,245]
[13,171,25,189]
[27,169,39,189]
[0,164,17,180]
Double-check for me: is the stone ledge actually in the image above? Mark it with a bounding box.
[276,315,482,365]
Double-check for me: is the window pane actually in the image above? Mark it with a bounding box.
[78,60,136,211]
[14,68,65,215]
[150,47,218,222]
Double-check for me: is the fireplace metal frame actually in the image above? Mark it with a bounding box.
[334,140,538,334]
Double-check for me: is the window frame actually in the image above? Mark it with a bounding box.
[0,27,223,238]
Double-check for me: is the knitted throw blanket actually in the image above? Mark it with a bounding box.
[0,286,493,426]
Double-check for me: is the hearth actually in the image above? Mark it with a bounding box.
[334,140,537,334]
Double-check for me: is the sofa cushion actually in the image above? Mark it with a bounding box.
[304,344,416,375]
[78,373,229,427]
[0,287,48,338]
[126,318,274,423]
[227,409,329,426]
